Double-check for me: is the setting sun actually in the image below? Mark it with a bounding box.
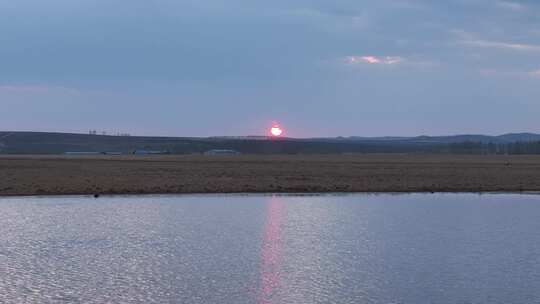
[270,125,283,137]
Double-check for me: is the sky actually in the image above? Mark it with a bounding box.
[1,0,540,137]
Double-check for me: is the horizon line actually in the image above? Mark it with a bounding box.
[2,130,540,140]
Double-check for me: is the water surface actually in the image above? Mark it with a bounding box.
[1,193,540,303]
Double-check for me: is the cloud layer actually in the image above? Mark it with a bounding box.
[345,56,403,65]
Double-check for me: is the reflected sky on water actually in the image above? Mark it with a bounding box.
[1,193,540,303]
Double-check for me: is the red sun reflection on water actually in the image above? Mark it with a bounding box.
[258,196,285,304]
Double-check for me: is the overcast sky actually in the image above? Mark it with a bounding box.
[1,0,539,137]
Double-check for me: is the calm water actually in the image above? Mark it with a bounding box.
[1,194,540,304]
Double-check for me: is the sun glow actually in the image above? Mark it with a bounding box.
[270,125,283,137]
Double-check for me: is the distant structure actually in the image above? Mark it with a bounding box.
[103,151,123,155]
[88,130,130,136]
[64,151,103,155]
[132,149,170,155]
[204,149,240,155]
[64,151,123,155]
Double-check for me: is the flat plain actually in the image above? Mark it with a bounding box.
[1,154,540,196]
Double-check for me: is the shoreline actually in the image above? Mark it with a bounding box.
[2,191,540,199]
[2,154,540,196]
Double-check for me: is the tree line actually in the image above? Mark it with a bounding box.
[446,141,540,154]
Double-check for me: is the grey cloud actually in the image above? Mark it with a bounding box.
[461,39,540,52]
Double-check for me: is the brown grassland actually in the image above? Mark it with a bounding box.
[1,154,540,196]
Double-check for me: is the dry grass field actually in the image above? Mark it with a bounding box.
[1,154,540,196]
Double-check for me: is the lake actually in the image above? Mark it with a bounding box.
[1,193,539,303]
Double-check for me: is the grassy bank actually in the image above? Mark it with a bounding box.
[1,154,540,196]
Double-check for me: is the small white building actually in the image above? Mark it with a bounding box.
[204,149,240,155]
[132,150,170,155]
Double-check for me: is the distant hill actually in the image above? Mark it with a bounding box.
[496,133,540,143]
[1,131,540,155]
[326,133,540,144]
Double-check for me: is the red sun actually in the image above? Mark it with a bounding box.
[270,125,283,137]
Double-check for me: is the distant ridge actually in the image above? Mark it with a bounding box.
[1,131,540,155]
[309,133,540,144]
